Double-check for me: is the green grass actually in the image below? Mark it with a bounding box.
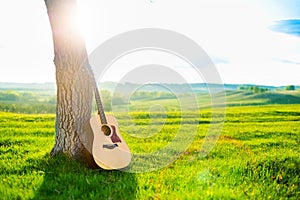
[0,105,300,199]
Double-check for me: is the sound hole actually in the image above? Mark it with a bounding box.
[101,124,112,136]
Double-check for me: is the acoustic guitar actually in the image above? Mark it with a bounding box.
[84,64,131,170]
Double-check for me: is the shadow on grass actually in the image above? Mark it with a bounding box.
[33,154,137,200]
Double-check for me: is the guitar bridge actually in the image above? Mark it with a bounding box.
[103,144,118,149]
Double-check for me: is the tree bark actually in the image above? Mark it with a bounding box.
[44,0,94,163]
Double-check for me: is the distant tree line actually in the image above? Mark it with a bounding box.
[130,91,176,100]
[0,102,56,114]
[0,90,56,103]
[237,85,269,93]
[238,85,297,93]
[0,90,56,113]
[285,85,295,91]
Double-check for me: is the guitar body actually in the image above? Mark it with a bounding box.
[85,114,131,170]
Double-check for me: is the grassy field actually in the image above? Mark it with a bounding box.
[0,104,299,199]
[1,88,300,113]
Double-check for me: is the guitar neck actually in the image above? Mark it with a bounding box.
[85,63,108,124]
[93,86,107,124]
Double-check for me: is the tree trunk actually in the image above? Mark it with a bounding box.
[44,0,94,163]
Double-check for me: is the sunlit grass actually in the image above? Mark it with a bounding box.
[0,104,299,199]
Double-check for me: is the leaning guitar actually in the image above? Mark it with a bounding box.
[84,64,131,170]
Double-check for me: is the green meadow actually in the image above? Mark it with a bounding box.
[1,101,299,199]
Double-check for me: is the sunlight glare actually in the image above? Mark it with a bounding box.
[75,1,96,41]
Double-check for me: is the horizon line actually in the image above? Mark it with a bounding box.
[0,81,299,88]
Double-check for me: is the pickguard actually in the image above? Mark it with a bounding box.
[110,125,122,143]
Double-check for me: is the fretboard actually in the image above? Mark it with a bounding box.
[85,63,107,124]
[93,85,107,124]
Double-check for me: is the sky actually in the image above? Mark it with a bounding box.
[0,0,300,86]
